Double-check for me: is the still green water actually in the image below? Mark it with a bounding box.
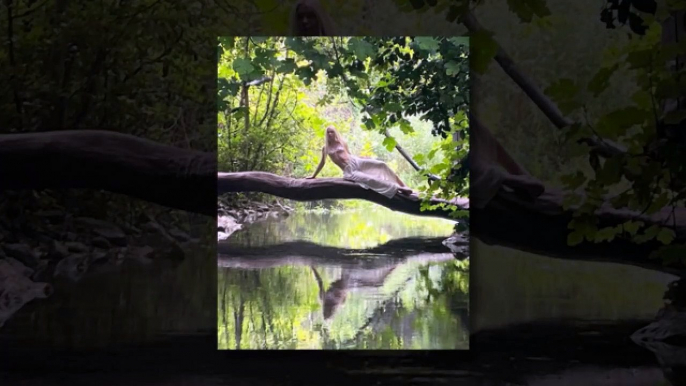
[217,208,469,350]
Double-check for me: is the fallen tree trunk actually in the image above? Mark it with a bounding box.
[217,171,465,221]
[0,130,217,216]
[474,187,686,276]
[2,130,684,274]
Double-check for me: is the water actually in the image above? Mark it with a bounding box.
[217,208,468,350]
[0,230,217,349]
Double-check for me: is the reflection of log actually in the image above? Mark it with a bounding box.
[218,171,465,220]
[0,130,216,216]
[218,237,460,269]
[474,188,686,276]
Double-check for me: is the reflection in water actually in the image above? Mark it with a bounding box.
[471,239,677,331]
[524,367,668,385]
[0,238,216,349]
[471,239,681,385]
[217,208,469,350]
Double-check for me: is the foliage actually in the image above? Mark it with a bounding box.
[218,36,470,219]
[546,2,686,264]
[395,0,686,267]
[0,0,222,227]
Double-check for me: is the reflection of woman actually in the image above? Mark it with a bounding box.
[289,0,336,36]
[469,118,545,208]
[309,265,398,320]
[310,267,347,319]
[307,125,414,198]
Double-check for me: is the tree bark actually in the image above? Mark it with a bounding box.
[0,130,216,216]
[473,187,686,276]
[217,171,465,220]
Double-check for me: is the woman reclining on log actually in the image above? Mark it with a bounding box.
[306,125,415,198]
[469,118,545,208]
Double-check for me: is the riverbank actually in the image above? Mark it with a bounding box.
[217,195,294,240]
[0,191,204,329]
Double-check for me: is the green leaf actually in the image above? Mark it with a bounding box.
[232,57,254,76]
[634,224,660,244]
[399,119,414,134]
[295,66,316,85]
[656,227,676,245]
[544,78,580,114]
[382,136,397,151]
[414,37,440,53]
[277,58,297,74]
[348,38,377,61]
[626,49,653,69]
[587,64,619,97]
[427,148,438,160]
[623,220,644,236]
[309,52,331,70]
[594,226,622,242]
[567,230,584,246]
[430,162,449,174]
[506,0,551,22]
[595,156,623,185]
[386,102,402,112]
[631,90,652,110]
[560,171,587,189]
[470,30,498,74]
[595,107,649,137]
[219,36,236,50]
[445,60,462,76]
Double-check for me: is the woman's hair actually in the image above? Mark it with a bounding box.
[288,0,337,36]
[325,125,350,154]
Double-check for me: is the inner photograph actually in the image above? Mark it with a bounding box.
[217,36,470,350]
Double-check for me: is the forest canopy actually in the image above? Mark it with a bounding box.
[217,36,470,219]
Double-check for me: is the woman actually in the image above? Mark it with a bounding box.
[469,117,545,208]
[307,125,414,198]
[289,0,337,36]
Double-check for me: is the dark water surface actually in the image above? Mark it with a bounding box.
[217,209,469,350]
[0,206,680,384]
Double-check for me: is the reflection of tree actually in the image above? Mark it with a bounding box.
[229,208,455,250]
[218,242,468,349]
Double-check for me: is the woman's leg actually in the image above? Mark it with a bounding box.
[359,158,412,191]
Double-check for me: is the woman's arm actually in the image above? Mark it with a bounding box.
[306,146,326,179]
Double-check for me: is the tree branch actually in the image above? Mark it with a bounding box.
[383,128,441,181]
[461,12,626,158]
[0,130,216,216]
